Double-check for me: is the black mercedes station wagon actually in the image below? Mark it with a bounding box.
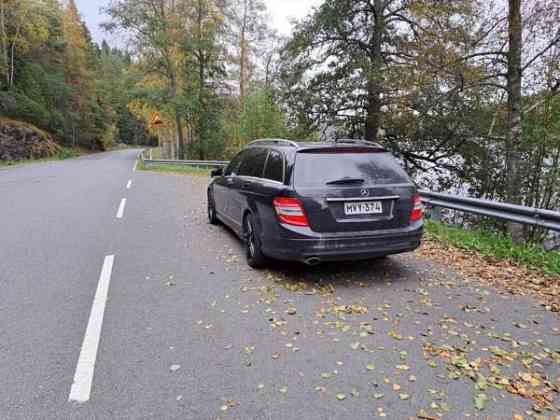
[207,139,423,268]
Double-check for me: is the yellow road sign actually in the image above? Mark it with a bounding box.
[150,112,164,127]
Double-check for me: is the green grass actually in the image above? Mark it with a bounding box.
[425,220,560,276]
[138,160,211,177]
[146,148,163,159]
[0,146,82,167]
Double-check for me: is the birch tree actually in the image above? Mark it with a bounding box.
[0,0,49,89]
[105,0,189,159]
[228,0,267,109]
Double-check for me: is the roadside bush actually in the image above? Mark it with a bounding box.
[0,91,51,131]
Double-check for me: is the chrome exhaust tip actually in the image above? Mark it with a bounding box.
[304,257,321,266]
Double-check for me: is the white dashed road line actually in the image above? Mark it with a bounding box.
[126,180,132,189]
[69,255,115,403]
[116,198,127,219]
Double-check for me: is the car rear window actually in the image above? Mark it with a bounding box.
[238,148,268,178]
[294,152,410,187]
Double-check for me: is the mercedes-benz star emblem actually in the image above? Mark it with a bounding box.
[360,189,369,197]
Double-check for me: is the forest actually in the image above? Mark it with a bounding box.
[1,0,560,235]
[0,0,157,151]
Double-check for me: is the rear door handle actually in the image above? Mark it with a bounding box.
[242,182,251,189]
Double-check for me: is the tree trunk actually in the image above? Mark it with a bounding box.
[6,4,28,89]
[170,78,185,160]
[505,0,524,242]
[174,111,185,160]
[239,0,248,110]
[365,79,382,142]
[197,0,205,160]
[164,135,172,159]
[0,0,9,87]
[199,59,205,160]
[240,34,246,109]
[168,64,185,160]
[9,36,15,88]
[365,0,384,143]
[264,50,273,91]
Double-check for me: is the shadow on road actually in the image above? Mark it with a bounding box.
[269,257,418,286]
[214,221,424,291]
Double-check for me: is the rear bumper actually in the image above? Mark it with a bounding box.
[261,224,423,263]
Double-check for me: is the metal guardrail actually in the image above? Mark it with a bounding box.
[139,149,228,167]
[142,157,229,167]
[138,152,560,232]
[421,190,560,232]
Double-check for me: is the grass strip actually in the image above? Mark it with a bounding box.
[139,160,212,177]
[425,220,560,276]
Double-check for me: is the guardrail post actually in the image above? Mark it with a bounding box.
[431,205,442,222]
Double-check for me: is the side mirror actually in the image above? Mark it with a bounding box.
[211,168,223,177]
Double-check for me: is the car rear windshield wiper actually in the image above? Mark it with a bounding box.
[326,177,365,185]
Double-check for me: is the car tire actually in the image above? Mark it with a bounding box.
[244,214,267,269]
[208,192,219,225]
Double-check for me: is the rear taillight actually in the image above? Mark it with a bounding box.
[273,197,309,227]
[410,193,423,222]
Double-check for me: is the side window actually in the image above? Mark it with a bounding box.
[263,150,284,183]
[225,152,244,176]
[238,148,268,178]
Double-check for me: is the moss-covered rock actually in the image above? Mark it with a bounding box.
[0,118,61,161]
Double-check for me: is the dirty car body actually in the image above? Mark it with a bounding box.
[207,139,423,268]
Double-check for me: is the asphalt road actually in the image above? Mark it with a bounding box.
[1,150,558,420]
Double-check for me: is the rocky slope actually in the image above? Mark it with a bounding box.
[0,118,60,161]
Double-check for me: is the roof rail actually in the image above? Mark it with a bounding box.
[248,139,298,148]
[331,139,385,149]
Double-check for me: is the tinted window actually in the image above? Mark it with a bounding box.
[224,152,244,176]
[294,152,410,187]
[238,148,268,178]
[263,150,284,182]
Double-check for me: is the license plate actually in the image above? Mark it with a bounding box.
[344,201,383,216]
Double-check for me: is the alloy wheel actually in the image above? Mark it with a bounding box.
[246,219,255,258]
